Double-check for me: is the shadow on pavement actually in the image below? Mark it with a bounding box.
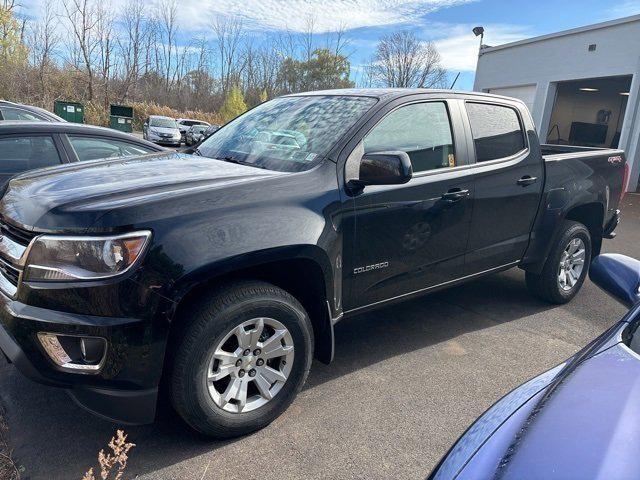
[0,267,558,480]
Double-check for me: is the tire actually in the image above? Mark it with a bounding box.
[170,281,314,438]
[526,220,591,304]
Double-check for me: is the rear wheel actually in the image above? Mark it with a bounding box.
[526,220,591,304]
[170,281,313,438]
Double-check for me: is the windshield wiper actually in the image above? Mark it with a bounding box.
[220,155,266,169]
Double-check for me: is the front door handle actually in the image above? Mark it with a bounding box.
[517,175,538,186]
[442,188,470,202]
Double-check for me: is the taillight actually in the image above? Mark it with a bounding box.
[620,163,630,203]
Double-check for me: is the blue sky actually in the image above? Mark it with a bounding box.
[344,0,640,89]
[23,0,640,91]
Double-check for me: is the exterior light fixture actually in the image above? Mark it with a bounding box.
[473,26,485,56]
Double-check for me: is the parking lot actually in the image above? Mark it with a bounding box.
[0,195,637,480]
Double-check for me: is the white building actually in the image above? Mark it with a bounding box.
[474,14,640,191]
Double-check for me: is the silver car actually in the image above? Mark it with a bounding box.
[143,115,181,146]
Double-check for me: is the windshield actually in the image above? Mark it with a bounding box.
[197,95,377,172]
[192,125,207,133]
[150,118,178,128]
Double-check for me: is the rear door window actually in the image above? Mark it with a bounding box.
[0,136,62,173]
[68,136,158,162]
[466,102,526,162]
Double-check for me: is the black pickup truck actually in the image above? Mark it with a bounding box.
[0,89,627,437]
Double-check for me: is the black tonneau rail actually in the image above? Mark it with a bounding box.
[541,144,624,161]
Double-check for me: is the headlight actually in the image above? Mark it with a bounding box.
[23,231,151,282]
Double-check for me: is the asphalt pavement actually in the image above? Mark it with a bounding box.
[1,195,639,480]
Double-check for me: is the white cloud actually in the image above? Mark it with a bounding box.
[433,24,532,71]
[178,0,476,34]
[608,0,640,18]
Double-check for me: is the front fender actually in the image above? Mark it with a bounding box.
[168,244,336,308]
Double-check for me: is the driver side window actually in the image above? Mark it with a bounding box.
[363,102,455,173]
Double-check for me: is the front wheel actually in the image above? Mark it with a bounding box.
[170,281,314,438]
[526,220,591,304]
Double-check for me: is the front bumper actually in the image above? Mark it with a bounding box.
[148,133,181,146]
[0,291,159,424]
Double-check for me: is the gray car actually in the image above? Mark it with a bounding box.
[0,121,163,188]
[185,124,209,145]
[143,115,181,146]
[0,101,65,122]
[177,118,210,143]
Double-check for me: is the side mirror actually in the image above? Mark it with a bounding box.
[590,254,640,308]
[348,151,412,191]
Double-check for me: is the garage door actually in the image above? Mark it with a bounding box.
[487,85,536,114]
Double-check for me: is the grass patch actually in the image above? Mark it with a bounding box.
[0,403,19,480]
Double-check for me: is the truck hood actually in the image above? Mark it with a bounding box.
[0,152,282,231]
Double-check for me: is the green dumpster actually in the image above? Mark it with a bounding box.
[109,104,134,133]
[54,100,84,123]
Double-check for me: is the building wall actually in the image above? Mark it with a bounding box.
[473,16,640,190]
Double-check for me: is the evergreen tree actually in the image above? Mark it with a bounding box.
[219,86,248,122]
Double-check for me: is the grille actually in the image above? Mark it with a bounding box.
[0,220,32,296]
[0,221,35,246]
[0,258,19,286]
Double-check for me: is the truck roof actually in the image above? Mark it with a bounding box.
[286,88,524,104]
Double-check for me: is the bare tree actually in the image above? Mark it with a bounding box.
[212,16,244,94]
[0,0,365,122]
[95,1,116,109]
[28,2,59,104]
[301,16,316,62]
[61,0,100,100]
[118,0,148,102]
[158,0,178,93]
[366,31,447,88]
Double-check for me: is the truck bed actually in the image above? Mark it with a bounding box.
[540,143,626,236]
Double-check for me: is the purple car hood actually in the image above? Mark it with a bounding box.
[431,311,640,480]
[456,341,640,480]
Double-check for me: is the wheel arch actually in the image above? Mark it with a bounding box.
[166,246,337,365]
[564,202,604,256]
[522,200,604,274]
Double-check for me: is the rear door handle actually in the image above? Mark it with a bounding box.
[442,188,470,202]
[517,175,538,186]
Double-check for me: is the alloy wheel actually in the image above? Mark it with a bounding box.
[206,317,294,413]
[558,237,586,291]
